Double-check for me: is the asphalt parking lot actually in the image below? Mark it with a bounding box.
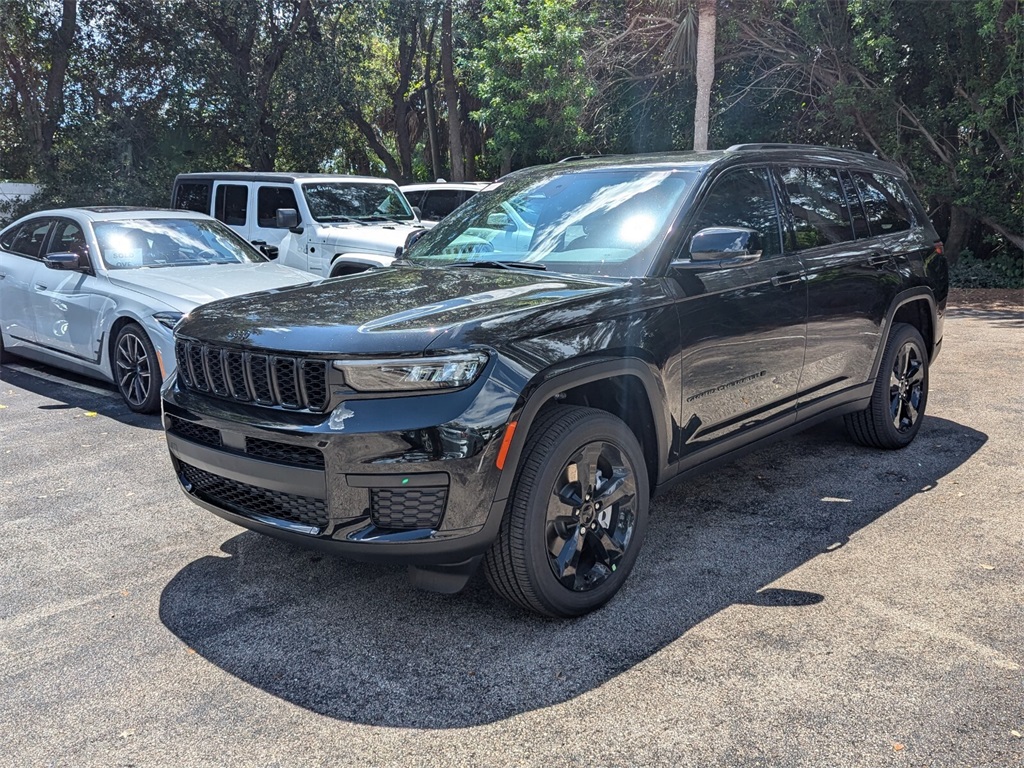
[1,304,1021,767]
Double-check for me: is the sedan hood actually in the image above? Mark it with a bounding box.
[106,262,315,310]
[176,266,629,356]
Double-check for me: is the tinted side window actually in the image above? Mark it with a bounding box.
[420,190,465,220]
[215,184,248,226]
[256,186,300,227]
[0,224,23,251]
[854,172,913,236]
[403,190,426,208]
[47,219,89,259]
[8,219,54,259]
[174,182,212,213]
[780,167,854,249]
[690,167,782,256]
[839,171,869,239]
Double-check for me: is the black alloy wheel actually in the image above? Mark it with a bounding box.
[889,338,926,433]
[484,405,650,617]
[114,323,162,413]
[845,322,929,449]
[545,440,638,592]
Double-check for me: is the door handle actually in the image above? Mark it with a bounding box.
[771,272,804,287]
[865,252,891,267]
[34,283,47,290]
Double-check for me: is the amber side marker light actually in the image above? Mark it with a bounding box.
[496,421,518,470]
[934,240,944,255]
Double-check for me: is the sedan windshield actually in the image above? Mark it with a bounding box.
[94,218,265,270]
[302,182,416,223]
[405,166,699,278]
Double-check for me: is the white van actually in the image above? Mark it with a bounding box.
[171,172,425,277]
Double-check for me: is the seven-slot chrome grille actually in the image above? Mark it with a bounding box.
[175,338,329,411]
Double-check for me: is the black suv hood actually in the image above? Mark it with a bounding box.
[175,266,628,355]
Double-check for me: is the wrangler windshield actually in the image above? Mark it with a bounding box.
[302,182,416,223]
[404,167,699,277]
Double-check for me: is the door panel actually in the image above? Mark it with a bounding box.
[672,167,807,453]
[251,184,300,249]
[31,219,105,361]
[779,166,897,408]
[0,218,55,345]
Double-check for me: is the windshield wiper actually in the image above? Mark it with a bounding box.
[359,214,409,223]
[446,260,547,271]
[317,214,366,225]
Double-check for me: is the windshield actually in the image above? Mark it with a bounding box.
[302,182,416,223]
[404,167,699,277]
[94,218,266,270]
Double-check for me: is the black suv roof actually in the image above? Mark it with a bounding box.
[529,144,903,180]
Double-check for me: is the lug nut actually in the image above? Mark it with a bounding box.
[573,508,579,516]
[591,522,598,530]
[594,502,601,510]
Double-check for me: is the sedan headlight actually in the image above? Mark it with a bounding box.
[333,352,488,392]
[153,311,185,330]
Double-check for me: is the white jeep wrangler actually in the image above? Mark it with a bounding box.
[172,172,425,277]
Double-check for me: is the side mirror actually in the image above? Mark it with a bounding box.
[411,206,423,219]
[42,252,84,271]
[486,211,512,230]
[276,208,299,229]
[259,244,279,259]
[673,227,763,269]
[404,228,427,251]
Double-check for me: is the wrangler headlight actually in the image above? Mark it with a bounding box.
[333,352,488,392]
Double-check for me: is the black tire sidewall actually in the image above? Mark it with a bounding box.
[516,409,650,617]
[114,323,162,413]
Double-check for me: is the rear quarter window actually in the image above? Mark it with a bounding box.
[854,172,914,236]
[780,166,854,249]
[174,181,212,214]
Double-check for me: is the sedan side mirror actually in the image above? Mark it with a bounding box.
[673,227,763,270]
[42,252,85,271]
[276,208,299,229]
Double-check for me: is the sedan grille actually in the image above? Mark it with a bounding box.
[175,339,329,411]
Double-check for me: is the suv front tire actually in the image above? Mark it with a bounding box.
[484,406,650,617]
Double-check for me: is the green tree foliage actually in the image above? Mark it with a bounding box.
[1,0,1019,273]
[472,0,595,174]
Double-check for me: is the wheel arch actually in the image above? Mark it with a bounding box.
[871,288,937,381]
[106,315,140,375]
[329,253,393,277]
[493,359,670,504]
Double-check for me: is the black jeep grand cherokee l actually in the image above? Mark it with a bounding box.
[162,145,947,617]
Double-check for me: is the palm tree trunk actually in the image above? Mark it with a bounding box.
[693,0,716,151]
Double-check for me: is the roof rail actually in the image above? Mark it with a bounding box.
[725,143,876,158]
[557,153,621,163]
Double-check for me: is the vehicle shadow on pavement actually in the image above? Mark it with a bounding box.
[159,416,986,729]
[0,362,161,430]
[947,306,1023,328]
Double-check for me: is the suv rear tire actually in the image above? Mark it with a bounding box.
[484,405,649,617]
[844,322,929,449]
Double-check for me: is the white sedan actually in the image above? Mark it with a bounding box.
[0,207,314,412]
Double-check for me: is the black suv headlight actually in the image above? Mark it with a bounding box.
[332,352,488,392]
